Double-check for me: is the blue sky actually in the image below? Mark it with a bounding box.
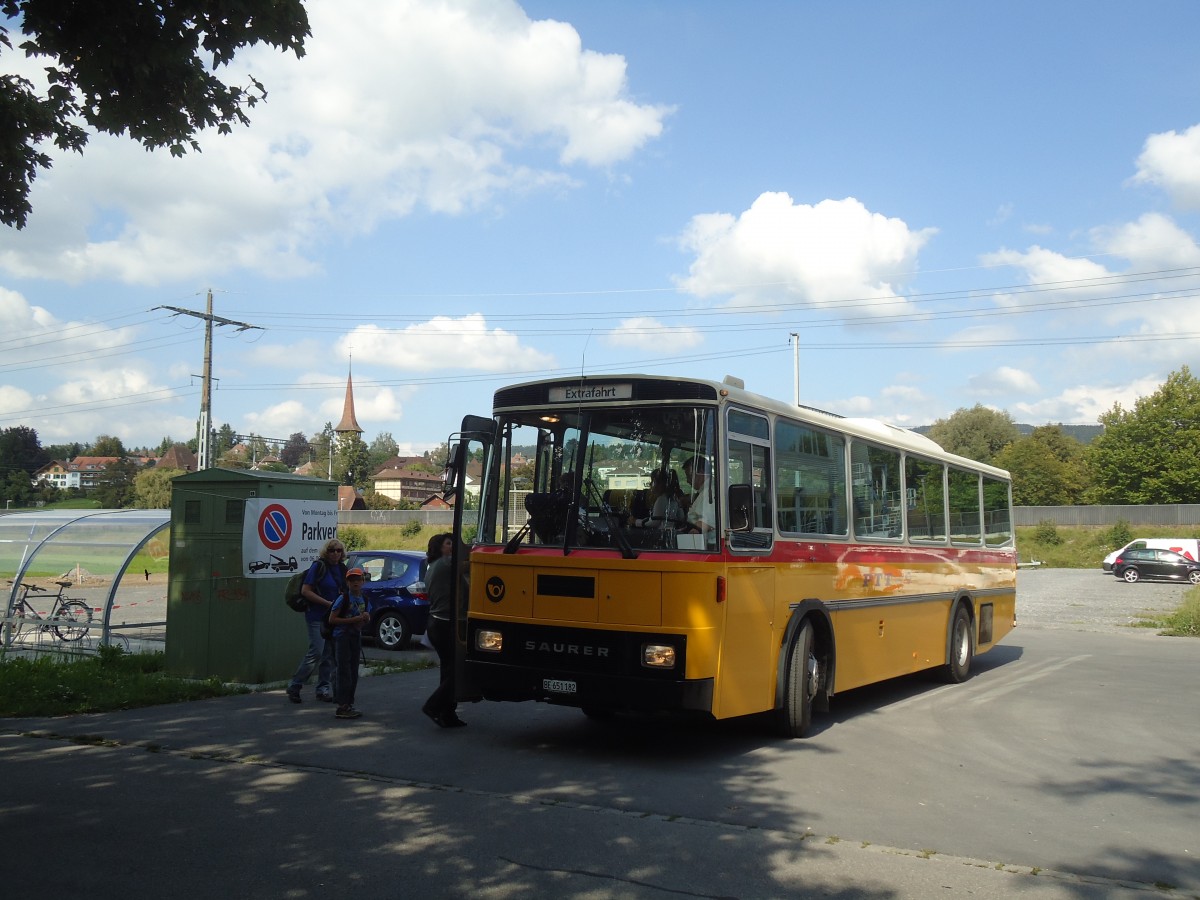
[2,0,1199,457]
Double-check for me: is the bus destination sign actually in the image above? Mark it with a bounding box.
[548,384,633,403]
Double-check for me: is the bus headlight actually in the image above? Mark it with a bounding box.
[642,643,676,669]
[476,630,503,652]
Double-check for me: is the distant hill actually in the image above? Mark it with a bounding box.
[912,424,1103,445]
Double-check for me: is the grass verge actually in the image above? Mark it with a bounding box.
[1015,523,1200,569]
[0,646,247,718]
[1135,586,1200,636]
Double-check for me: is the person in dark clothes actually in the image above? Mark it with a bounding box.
[421,532,465,728]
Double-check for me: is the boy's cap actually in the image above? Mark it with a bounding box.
[346,567,366,578]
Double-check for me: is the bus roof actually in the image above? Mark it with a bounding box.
[492,373,1013,481]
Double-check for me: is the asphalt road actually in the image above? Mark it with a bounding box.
[2,569,1198,899]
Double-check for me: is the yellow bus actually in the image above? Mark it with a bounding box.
[444,374,1016,737]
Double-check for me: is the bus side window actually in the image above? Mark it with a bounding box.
[775,419,847,537]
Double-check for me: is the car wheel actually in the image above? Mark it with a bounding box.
[1122,567,1140,583]
[374,611,411,651]
[1189,571,1200,585]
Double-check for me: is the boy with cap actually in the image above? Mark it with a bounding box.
[330,566,371,719]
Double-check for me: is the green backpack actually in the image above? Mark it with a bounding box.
[285,560,326,612]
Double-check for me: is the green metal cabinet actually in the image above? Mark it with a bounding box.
[166,469,338,683]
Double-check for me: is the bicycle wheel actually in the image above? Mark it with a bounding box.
[53,600,93,641]
[7,604,26,639]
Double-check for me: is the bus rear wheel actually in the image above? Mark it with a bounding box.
[941,604,973,684]
[777,620,818,738]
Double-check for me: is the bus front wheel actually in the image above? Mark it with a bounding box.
[941,604,974,684]
[777,620,818,739]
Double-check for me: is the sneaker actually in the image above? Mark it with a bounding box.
[316,691,334,702]
[286,686,301,704]
[335,706,362,720]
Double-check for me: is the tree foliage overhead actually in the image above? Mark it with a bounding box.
[0,0,310,228]
[925,404,1019,464]
[1087,365,1200,504]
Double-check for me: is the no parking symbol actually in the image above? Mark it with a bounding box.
[257,503,292,551]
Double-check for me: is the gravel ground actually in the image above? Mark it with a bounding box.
[1017,566,1192,633]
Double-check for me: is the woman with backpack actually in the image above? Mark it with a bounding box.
[285,538,348,704]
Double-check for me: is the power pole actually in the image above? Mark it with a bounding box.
[157,291,263,470]
[790,332,800,406]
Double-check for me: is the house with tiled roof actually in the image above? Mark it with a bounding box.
[156,444,197,471]
[372,466,444,504]
[33,460,76,490]
[371,455,427,475]
[33,456,131,491]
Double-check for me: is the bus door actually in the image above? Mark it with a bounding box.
[717,565,775,718]
[716,410,778,718]
[444,414,497,703]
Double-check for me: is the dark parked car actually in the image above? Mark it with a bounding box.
[344,550,430,650]
[1111,548,1200,585]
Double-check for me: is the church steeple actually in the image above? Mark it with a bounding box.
[334,362,363,435]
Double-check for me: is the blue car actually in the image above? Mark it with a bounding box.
[344,550,430,650]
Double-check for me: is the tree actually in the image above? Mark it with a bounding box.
[43,440,81,461]
[212,423,236,460]
[421,442,450,471]
[309,423,334,478]
[334,433,370,489]
[134,466,183,508]
[994,426,1089,506]
[362,488,397,510]
[3,467,34,507]
[280,431,309,468]
[367,432,398,473]
[89,434,127,457]
[1087,365,1200,504]
[0,0,310,229]
[94,457,138,507]
[926,405,1019,464]
[0,424,47,479]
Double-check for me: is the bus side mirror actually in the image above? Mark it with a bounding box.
[442,444,462,494]
[728,483,754,532]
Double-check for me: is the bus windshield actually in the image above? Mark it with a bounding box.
[479,404,718,553]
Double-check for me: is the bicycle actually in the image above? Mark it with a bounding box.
[5,580,94,642]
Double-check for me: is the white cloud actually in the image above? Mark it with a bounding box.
[9,368,196,447]
[834,395,874,415]
[1092,212,1200,269]
[675,193,935,313]
[340,313,555,372]
[1131,122,1200,209]
[0,0,671,285]
[1012,374,1167,424]
[979,246,1115,308]
[604,317,703,351]
[968,366,1040,397]
[0,384,33,414]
